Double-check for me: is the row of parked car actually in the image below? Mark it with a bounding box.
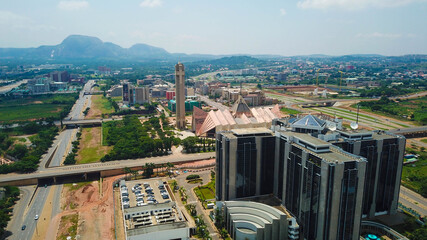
[120,184,131,208]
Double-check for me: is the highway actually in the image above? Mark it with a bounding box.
[0,152,216,184]
[198,94,230,111]
[399,186,427,217]
[4,80,94,240]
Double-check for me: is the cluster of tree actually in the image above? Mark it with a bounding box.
[358,86,417,98]
[0,123,58,174]
[186,174,200,180]
[123,162,175,180]
[83,107,90,116]
[0,186,20,236]
[214,208,229,239]
[359,97,427,125]
[101,116,180,162]
[399,216,427,240]
[181,136,215,153]
[64,130,82,165]
[107,97,119,113]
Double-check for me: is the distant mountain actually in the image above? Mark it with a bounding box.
[0,35,175,61]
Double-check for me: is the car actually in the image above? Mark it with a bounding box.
[21,225,26,230]
[162,194,169,199]
[44,184,47,188]
[34,215,39,220]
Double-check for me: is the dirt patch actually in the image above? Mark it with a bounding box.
[56,213,79,240]
[49,176,123,240]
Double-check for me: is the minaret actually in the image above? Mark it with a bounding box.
[175,63,186,129]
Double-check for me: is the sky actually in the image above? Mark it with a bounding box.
[0,0,426,56]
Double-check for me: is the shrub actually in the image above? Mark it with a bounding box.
[186,174,200,180]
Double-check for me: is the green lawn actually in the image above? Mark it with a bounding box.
[194,180,216,201]
[0,94,77,123]
[280,107,301,115]
[76,127,111,164]
[401,146,427,197]
[91,95,114,115]
[421,139,427,144]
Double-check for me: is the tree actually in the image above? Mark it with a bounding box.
[123,167,132,180]
[166,162,175,177]
[143,163,155,178]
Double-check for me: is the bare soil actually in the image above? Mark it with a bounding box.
[47,176,123,240]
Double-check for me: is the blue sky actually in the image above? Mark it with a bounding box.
[0,0,426,56]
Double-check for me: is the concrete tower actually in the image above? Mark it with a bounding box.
[175,63,186,129]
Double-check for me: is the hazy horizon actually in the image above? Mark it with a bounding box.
[1,0,427,56]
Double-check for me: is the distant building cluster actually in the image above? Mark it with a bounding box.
[216,115,405,240]
[122,83,150,106]
[25,71,85,94]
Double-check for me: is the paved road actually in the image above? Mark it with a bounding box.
[198,95,229,111]
[4,81,95,239]
[399,186,427,217]
[0,152,216,185]
[175,170,219,240]
[5,186,34,240]
[0,80,27,94]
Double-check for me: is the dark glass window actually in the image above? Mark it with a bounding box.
[236,137,257,198]
[261,136,275,195]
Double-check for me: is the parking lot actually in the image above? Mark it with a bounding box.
[120,178,171,208]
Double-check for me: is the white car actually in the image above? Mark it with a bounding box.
[34,215,39,220]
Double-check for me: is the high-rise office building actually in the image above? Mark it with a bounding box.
[175,63,186,129]
[216,128,276,201]
[331,130,405,218]
[275,131,366,240]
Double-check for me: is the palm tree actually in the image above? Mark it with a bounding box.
[123,167,132,180]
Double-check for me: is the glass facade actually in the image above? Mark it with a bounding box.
[261,136,276,195]
[236,137,257,198]
[285,146,303,215]
[376,139,400,212]
[277,138,286,200]
[359,140,378,215]
[301,154,322,239]
[216,138,223,201]
[337,162,359,239]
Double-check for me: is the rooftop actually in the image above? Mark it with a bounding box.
[278,131,364,163]
[127,221,189,236]
[231,128,273,136]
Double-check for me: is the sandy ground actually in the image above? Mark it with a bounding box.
[32,185,56,240]
[114,188,126,240]
[42,176,123,240]
[85,95,101,119]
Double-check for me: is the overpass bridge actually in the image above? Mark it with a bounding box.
[0,152,215,187]
[83,91,103,95]
[389,126,427,138]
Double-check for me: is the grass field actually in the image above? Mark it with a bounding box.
[0,94,77,123]
[87,96,114,119]
[194,180,215,200]
[280,107,301,115]
[356,96,427,125]
[421,139,427,144]
[401,145,427,197]
[76,127,111,164]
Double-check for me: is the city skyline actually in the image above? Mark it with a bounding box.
[0,0,426,56]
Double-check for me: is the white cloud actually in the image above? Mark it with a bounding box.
[297,0,427,10]
[280,8,287,15]
[140,0,163,8]
[0,11,29,25]
[58,1,89,11]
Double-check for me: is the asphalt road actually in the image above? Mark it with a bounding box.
[4,81,94,239]
[197,95,229,111]
[399,186,427,217]
[8,186,51,240]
